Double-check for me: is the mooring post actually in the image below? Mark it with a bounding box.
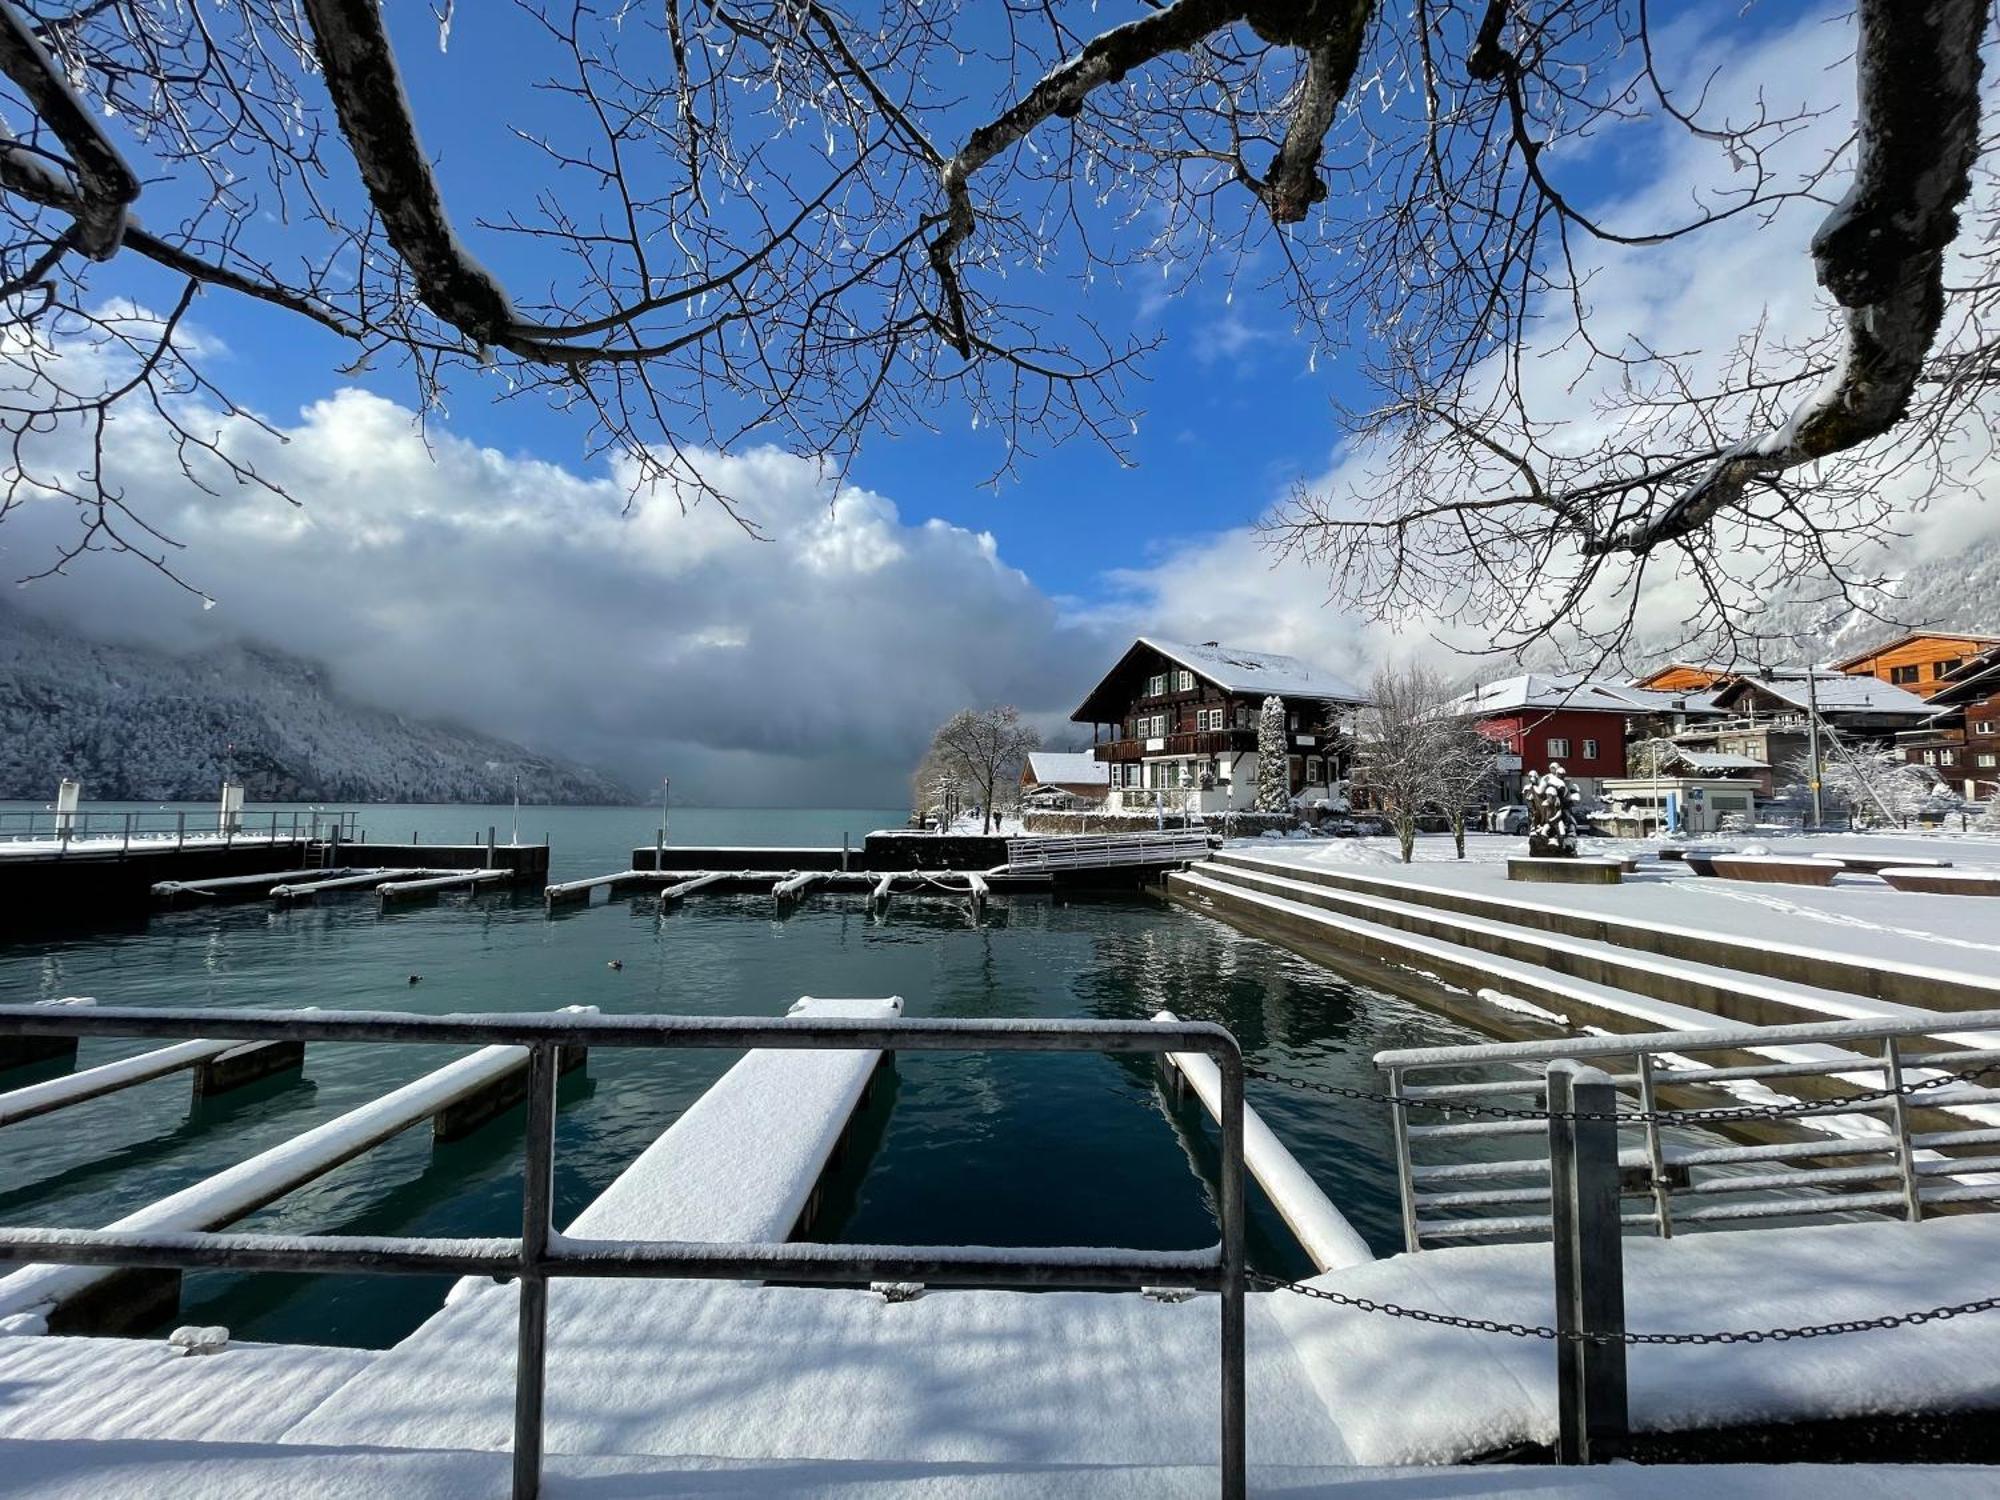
[176,810,186,852]
[1546,1058,1629,1464]
[488,826,497,868]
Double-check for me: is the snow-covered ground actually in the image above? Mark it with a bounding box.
[1223,831,2000,974]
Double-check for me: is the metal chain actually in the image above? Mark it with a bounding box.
[1245,1270,2000,1344]
[1244,1057,2000,1127]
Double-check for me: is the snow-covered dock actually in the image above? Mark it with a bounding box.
[0,1037,576,1333]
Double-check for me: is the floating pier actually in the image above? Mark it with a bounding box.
[0,1021,589,1335]
[1155,1010,1373,1275]
[0,1037,300,1128]
[551,866,1043,915]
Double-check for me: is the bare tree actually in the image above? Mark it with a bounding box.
[1430,716,1501,860]
[2,0,1989,657]
[923,705,1039,835]
[1353,662,1455,863]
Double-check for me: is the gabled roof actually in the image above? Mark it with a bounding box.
[1831,630,2000,672]
[1711,671,1932,717]
[1669,748,1771,772]
[1925,644,2000,708]
[1071,636,1365,721]
[1023,751,1109,787]
[1629,662,1728,689]
[1452,673,1711,719]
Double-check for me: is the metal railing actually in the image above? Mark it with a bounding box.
[1004,830,1215,872]
[0,1004,1247,1500]
[0,808,360,851]
[1374,1009,2000,1251]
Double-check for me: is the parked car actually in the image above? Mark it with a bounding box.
[1489,804,1529,835]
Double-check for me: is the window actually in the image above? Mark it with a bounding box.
[1890,664,1920,684]
[1147,673,1166,697]
[1234,703,1249,729]
[1581,738,1599,761]
[1979,754,1997,768]
[1174,669,1195,692]
[1975,720,1997,735]
[1288,713,1299,731]
[1547,737,1570,759]
[1941,750,1957,767]
[1200,708,1224,732]
[1924,750,1939,765]
[1936,659,1962,678]
[1306,756,1325,785]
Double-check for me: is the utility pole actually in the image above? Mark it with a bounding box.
[1806,666,1823,830]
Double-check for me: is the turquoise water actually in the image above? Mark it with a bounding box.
[0,803,1491,1347]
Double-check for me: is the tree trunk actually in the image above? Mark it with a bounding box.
[1453,812,1466,859]
[1398,813,1416,864]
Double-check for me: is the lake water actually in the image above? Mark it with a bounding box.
[0,802,1492,1347]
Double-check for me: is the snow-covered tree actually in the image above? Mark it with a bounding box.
[922,706,1040,836]
[1787,742,1941,827]
[1354,663,1455,864]
[1982,793,2000,831]
[1431,723,1503,860]
[1253,695,1291,815]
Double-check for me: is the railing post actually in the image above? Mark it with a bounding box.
[176,810,185,852]
[1634,1053,1672,1238]
[1387,1065,1421,1253]
[1546,1058,1628,1465]
[513,1043,558,1500]
[1217,1045,1247,1500]
[1884,1038,1923,1222]
[122,810,132,856]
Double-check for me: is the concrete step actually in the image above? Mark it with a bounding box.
[1188,860,1992,1045]
[1210,850,2000,1015]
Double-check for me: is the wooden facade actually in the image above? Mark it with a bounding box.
[1070,639,1363,809]
[1834,631,2000,699]
[1898,648,2000,800]
[1630,663,1726,692]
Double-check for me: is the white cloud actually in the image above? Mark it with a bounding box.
[3,382,1122,805]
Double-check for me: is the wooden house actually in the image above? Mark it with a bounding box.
[1897,646,2000,801]
[1833,631,2000,700]
[1630,662,1727,693]
[1018,751,1110,810]
[1070,638,1366,814]
[1679,671,1933,779]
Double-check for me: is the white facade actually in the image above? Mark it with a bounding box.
[1104,750,1342,816]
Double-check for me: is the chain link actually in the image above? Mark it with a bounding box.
[1245,1270,2000,1344]
[1244,1057,2000,1127]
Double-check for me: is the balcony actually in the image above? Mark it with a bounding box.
[1096,729,1254,762]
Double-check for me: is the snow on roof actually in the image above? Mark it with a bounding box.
[1024,751,1109,786]
[1671,748,1770,772]
[1728,672,1933,716]
[1452,672,1699,718]
[1139,637,1366,703]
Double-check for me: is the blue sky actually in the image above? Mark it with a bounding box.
[11,0,1933,804]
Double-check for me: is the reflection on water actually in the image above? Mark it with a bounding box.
[0,805,1491,1346]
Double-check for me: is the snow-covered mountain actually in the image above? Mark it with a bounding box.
[0,606,635,804]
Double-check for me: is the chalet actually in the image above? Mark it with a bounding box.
[1897,645,2000,801]
[1630,662,1727,693]
[1677,670,1932,779]
[1451,674,1706,799]
[1833,630,2000,700]
[1070,638,1366,814]
[1018,751,1110,810]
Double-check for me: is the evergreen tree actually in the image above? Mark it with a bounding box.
[1254,696,1291,814]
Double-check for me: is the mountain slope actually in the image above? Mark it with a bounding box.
[0,607,635,804]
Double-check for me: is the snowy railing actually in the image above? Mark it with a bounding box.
[1374,1010,2000,1251]
[0,807,359,851]
[1002,830,1214,873]
[0,1005,1250,1500]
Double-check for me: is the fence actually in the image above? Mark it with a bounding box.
[1002,830,1215,874]
[1369,1010,2000,1251]
[0,1004,1248,1500]
[0,807,361,851]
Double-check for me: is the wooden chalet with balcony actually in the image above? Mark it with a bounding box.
[1070,638,1367,814]
[1834,630,2000,700]
[1898,645,2000,801]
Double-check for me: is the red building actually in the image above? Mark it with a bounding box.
[1453,674,1705,798]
